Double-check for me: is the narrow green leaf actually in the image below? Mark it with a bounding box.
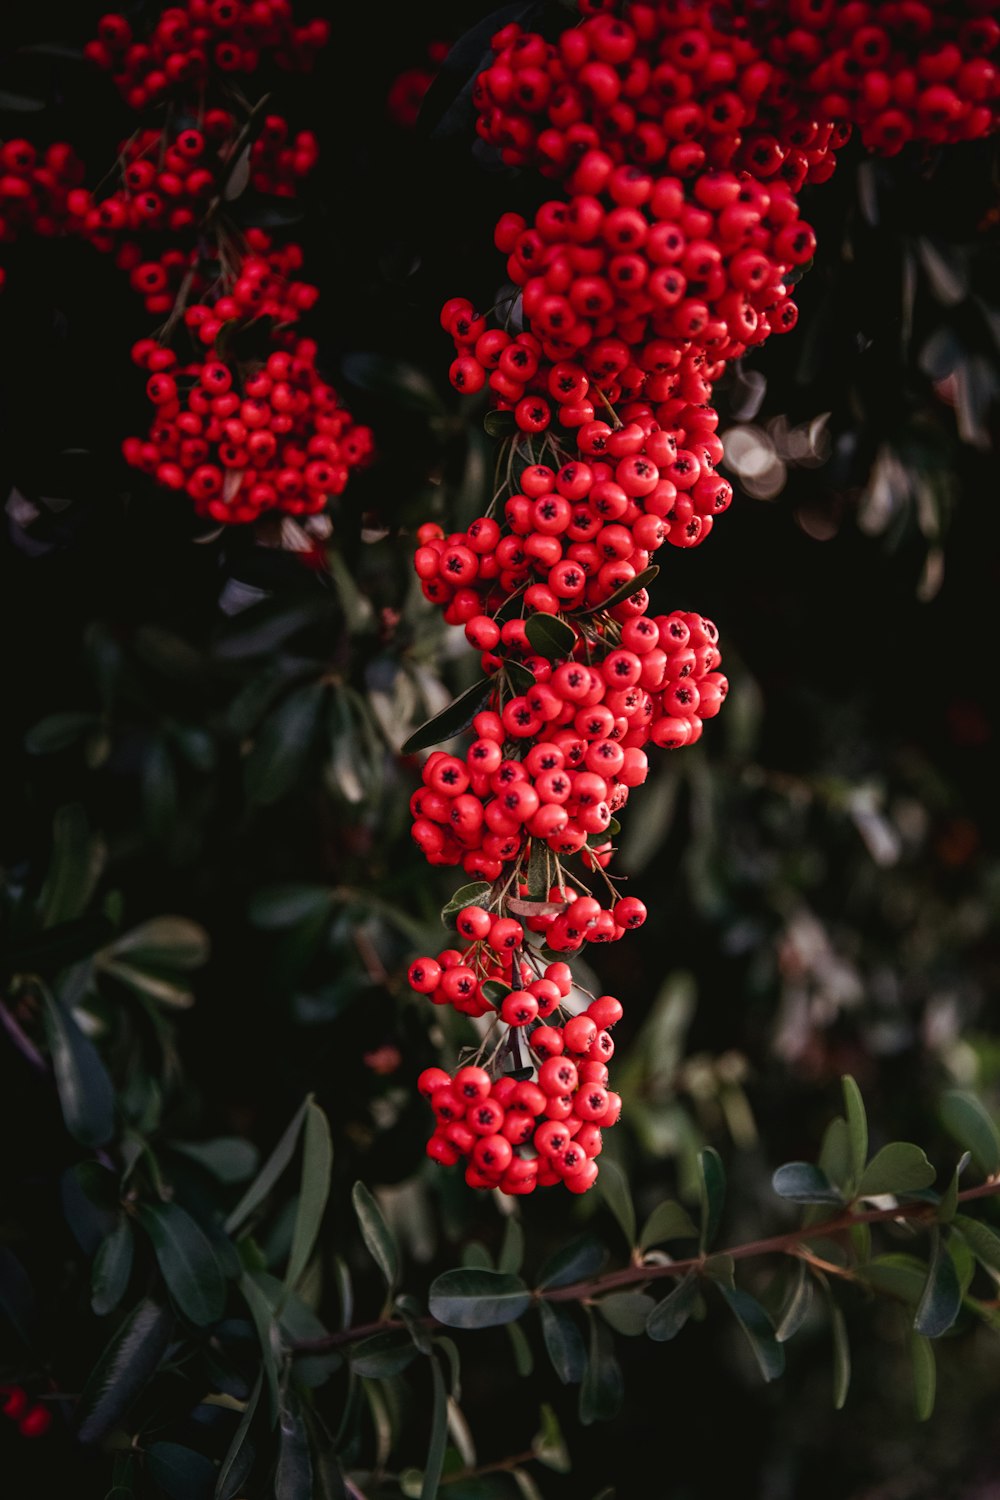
[429,1268,531,1328]
[40,986,115,1148]
[25,712,100,755]
[772,1162,843,1206]
[638,1199,699,1250]
[775,1259,813,1343]
[225,1096,310,1234]
[524,613,577,660]
[110,916,210,970]
[401,678,495,756]
[717,1285,785,1382]
[536,1235,605,1290]
[77,1298,172,1444]
[828,1296,851,1410]
[856,1142,936,1199]
[238,1273,280,1422]
[578,565,659,616]
[955,1213,1000,1273]
[440,880,492,924]
[244,682,325,806]
[938,1155,969,1224]
[910,1331,936,1421]
[699,1147,726,1251]
[147,1442,216,1500]
[532,1403,570,1474]
[818,1116,852,1190]
[137,1202,227,1326]
[512,1469,546,1500]
[285,1101,333,1291]
[506,1319,534,1377]
[420,1356,449,1500]
[499,1216,525,1276]
[578,1309,623,1425]
[597,1291,656,1336]
[40,804,104,925]
[914,1229,963,1338]
[842,1076,868,1183]
[350,1330,419,1378]
[248,884,332,929]
[539,1300,586,1384]
[860,1253,928,1303]
[940,1091,1000,1178]
[645,1272,698,1343]
[215,1369,262,1500]
[351,1181,398,1293]
[597,1157,636,1249]
[91,1218,134,1317]
[171,1137,258,1184]
[276,1390,314,1500]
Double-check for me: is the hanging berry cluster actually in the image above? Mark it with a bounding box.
[409,0,999,1196]
[0,3,372,527]
[0,1385,51,1441]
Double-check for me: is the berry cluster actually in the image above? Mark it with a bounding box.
[0,1386,51,1441]
[407,0,1000,1195]
[85,4,329,110]
[418,975,623,1194]
[125,335,372,522]
[0,6,371,529]
[387,39,451,130]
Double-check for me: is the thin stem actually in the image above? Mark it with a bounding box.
[291,1177,1000,1355]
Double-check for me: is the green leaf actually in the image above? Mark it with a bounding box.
[524,613,577,659]
[0,89,46,110]
[772,1162,843,1206]
[244,682,325,806]
[285,1101,333,1291]
[342,352,443,415]
[215,1368,262,1500]
[506,1318,534,1376]
[276,1390,314,1500]
[171,1137,259,1184]
[429,1268,531,1328]
[138,1202,227,1326]
[25,711,100,754]
[829,1297,851,1411]
[40,986,115,1148]
[910,1331,936,1421]
[237,1274,280,1422]
[842,1076,868,1183]
[597,1291,656,1336]
[499,1216,525,1276]
[597,1157,636,1249]
[940,1091,1000,1178]
[536,1235,605,1290]
[775,1259,813,1343]
[938,1155,968,1224]
[699,1147,726,1251]
[483,409,516,437]
[420,1356,449,1500]
[40,804,104,924]
[539,1300,587,1384]
[147,1442,216,1500]
[638,1199,699,1250]
[717,1286,785,1382]
[77,1298,172,1445]
[108,916,210,970]
[914,1229,963,1338]
[578,1309,623,1426]
[645,1272,698,1343]
[441,881,493,924]
[92,1219,134,1317]
[350,1330,419,1378]
[578,565,659,616]
[818,1116,852,1191]
[213,595,330,659]
[955,1213,1000,1273]
[532,1403,570,1474]
[400,678,495,755]
[861,1253,928,1303]
[226,1096,310,1234]
[856,1143,936,1199]
[352,1181,399,1293]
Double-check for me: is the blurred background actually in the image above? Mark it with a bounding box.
[3,3,1000,1497]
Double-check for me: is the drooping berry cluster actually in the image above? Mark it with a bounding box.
[0,6,371,528]
[408,0,1000,1195]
